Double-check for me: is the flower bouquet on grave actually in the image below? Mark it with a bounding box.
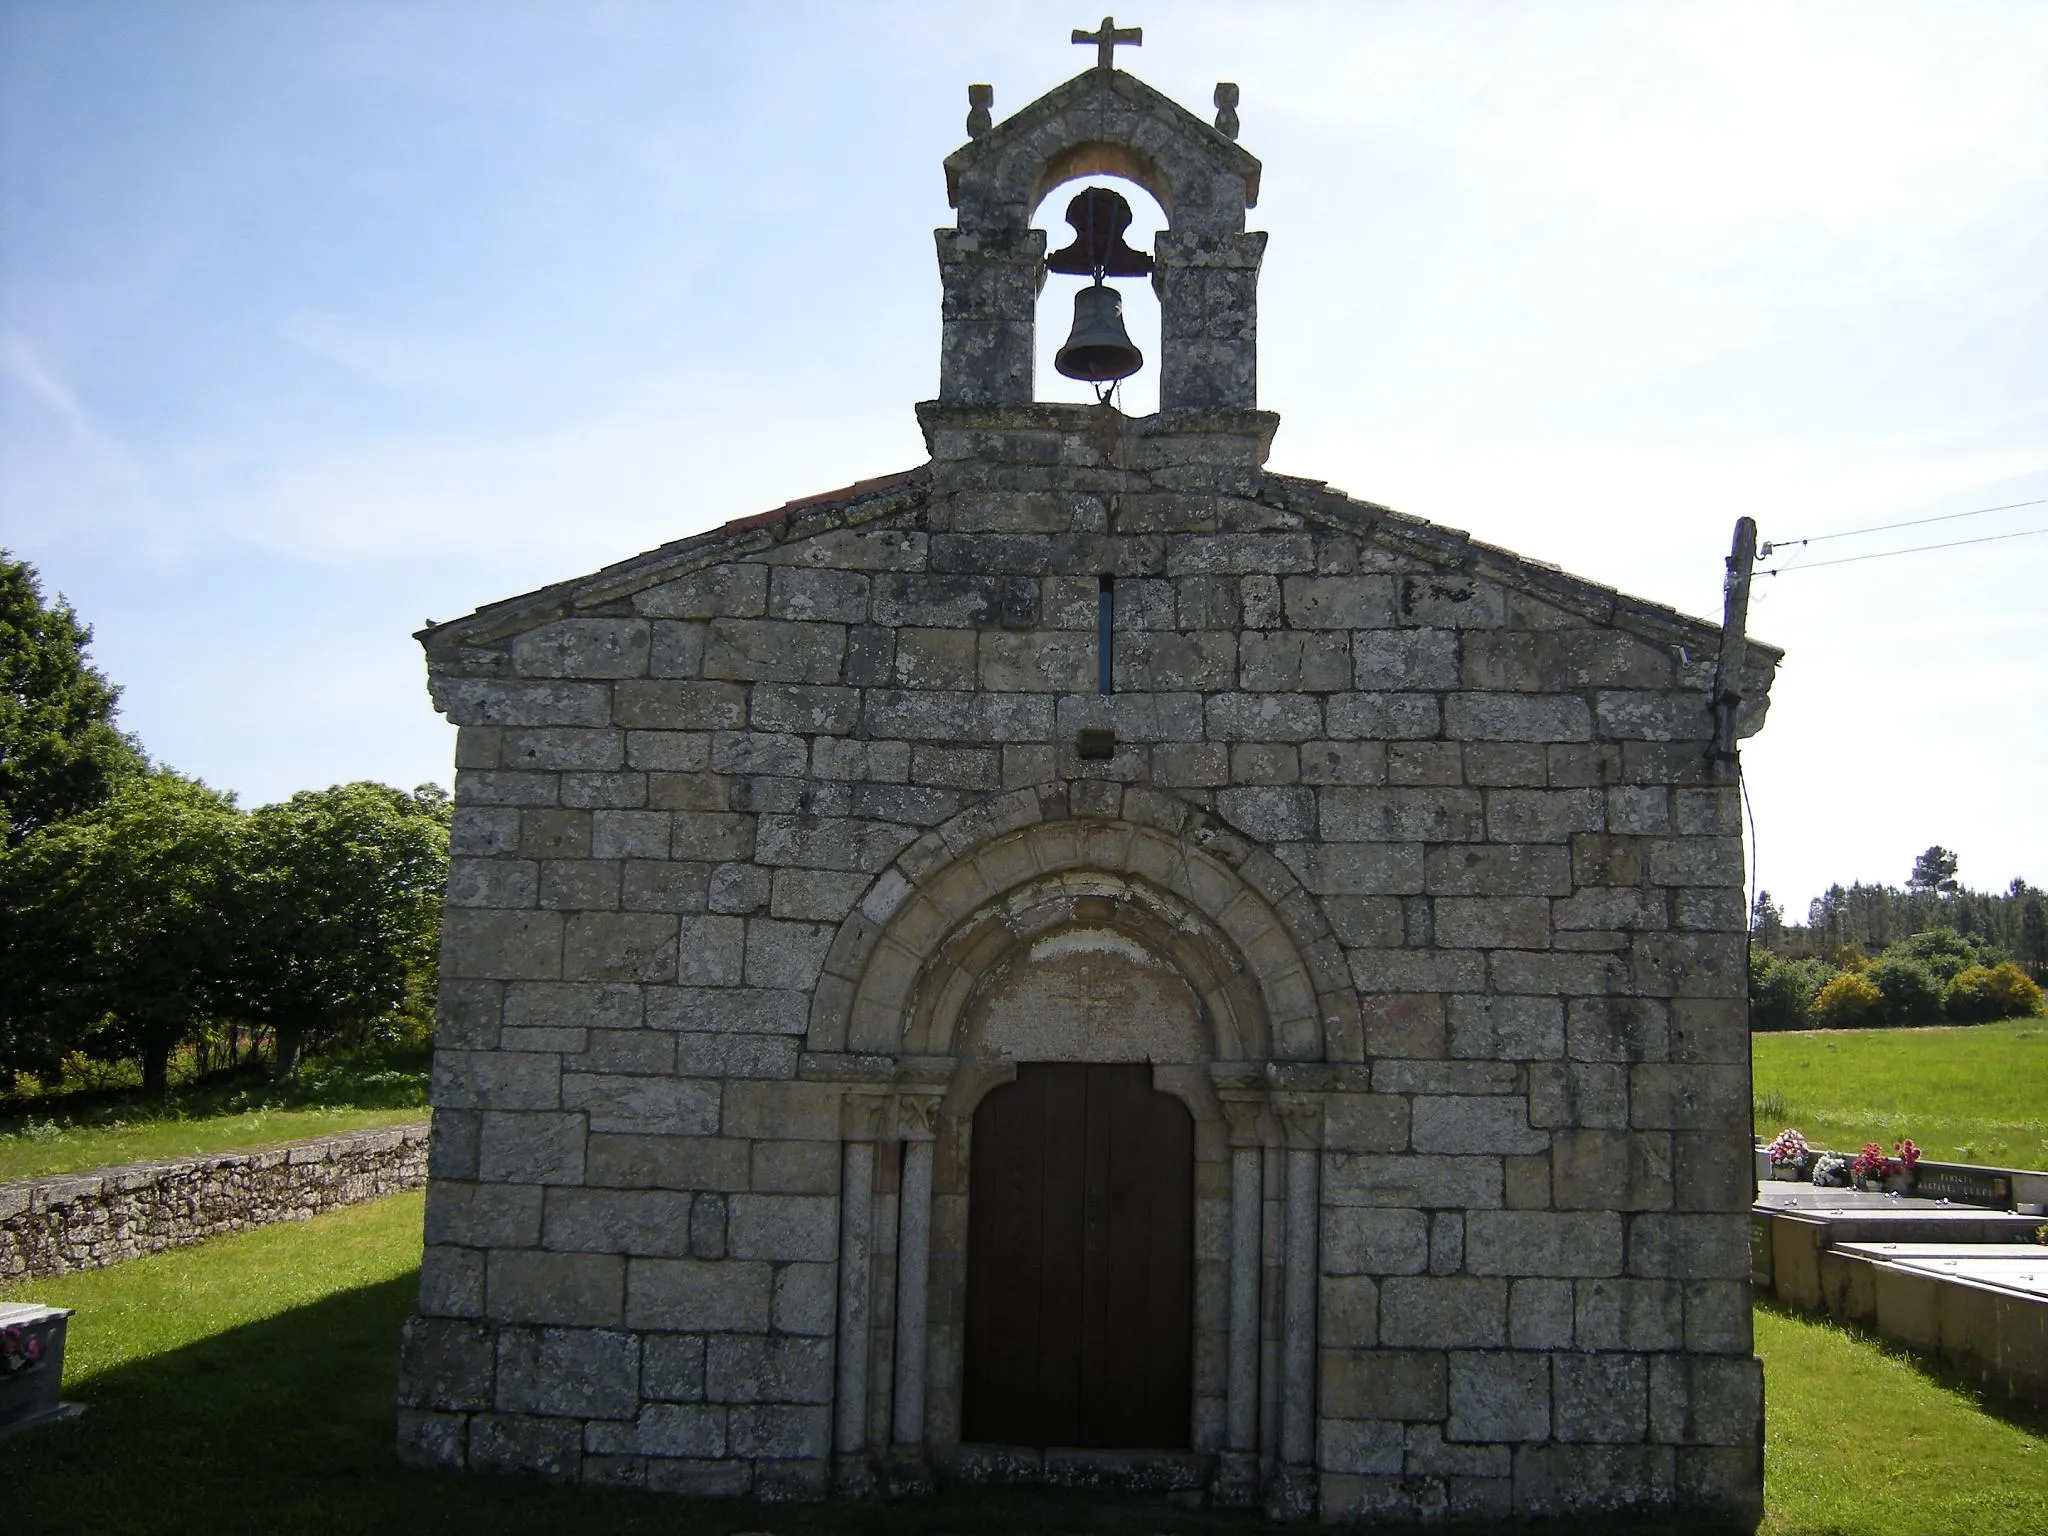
[1,1324,45,1375]
[1765,1128,1812,1180]
[1849,1142,1896,1192]
[1888,1139,1921,1195]
[1811,1152,1852,1188]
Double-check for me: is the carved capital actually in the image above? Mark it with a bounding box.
[840,1090,890,1141]
[1219,1095,1269,1148]
[1273,1093,1324,1150]
[894,1091,943,1141]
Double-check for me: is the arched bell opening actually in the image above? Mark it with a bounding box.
[1030,174,1167,415]
[1030,139,1177,221]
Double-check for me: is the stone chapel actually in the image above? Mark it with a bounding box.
[397,29,1779,1528]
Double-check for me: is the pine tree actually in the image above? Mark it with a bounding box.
[1908,845,1961,898]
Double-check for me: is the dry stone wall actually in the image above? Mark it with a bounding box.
[0,1121,429,1280]
[401,397,1777,1525]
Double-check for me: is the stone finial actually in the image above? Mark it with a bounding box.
[1214,81,1241,140]
[966,83,994,139]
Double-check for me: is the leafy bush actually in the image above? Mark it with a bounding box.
[1867,954,1947,1026]
[1811,970,1881,1027]
[1895,927,2003,983]
[1946,961,2046,1023]
[1750,949,1830,1030]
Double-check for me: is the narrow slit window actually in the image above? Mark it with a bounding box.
[1097,575,1115,694]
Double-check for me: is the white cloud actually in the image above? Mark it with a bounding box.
[0,334,94,441]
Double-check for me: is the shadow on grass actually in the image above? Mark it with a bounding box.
[1754,1296,2048,1440]
[16,1268,1748,1536]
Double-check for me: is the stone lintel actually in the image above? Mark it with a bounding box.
[797,1051,898,1084]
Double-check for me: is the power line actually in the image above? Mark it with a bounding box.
[1762,496,2048,557]
[1757,524,2048,576]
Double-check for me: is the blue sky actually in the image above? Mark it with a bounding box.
[4,0,2044,916]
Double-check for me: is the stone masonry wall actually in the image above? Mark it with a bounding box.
[0,1121,430,1280]
[402,400,1776,1525]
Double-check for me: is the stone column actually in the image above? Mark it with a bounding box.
[1260,1141,1283,1467]
[833,1092,886,1494]
[1217,1096,1268,1508]
[934,227,1046,405]
[1153,230,1268,411]
[1269,1095,1323,1522]
[889,1092,941,1471]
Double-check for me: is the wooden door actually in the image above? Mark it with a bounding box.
[962,1062,1194,1449]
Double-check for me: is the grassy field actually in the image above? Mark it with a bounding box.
[0,1045,430,1183]
[1751,1018,2048,1167]
[6,1192,2045,1535]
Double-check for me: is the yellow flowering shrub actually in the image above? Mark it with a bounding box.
[1946,962,2046,1023]
[1811,969,1882,1027]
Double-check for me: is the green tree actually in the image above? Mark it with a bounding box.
[2017,880,2048,981]
[1866,953,1946,1026]
[225,782,449,1076]
[1807,885,1850,950]
[1748,948,1828,1030]
[1751,890,1785,948]
[0,554,145,845]
[1894,927,1999,984]
[1907,845,1961,898]
[0,770,239,1091]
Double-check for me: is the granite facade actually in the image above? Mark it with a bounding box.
[399,60,1776,1527]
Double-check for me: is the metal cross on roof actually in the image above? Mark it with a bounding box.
[1073,15,1141,70]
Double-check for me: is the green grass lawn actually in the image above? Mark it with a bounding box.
[0,1045,430,1183]
[1751,1019,2048,1167]
[1757,1301,2046,1535]
[7,1192,2045,1534]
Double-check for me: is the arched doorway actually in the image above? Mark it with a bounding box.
[812,796,1344,1498]
[962,1062,1194,1449]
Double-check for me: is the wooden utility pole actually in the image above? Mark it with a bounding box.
[1709,516,1759,781]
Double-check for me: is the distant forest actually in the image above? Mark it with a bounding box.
[1754,845,2047,975]
[1748,846,2047,1030]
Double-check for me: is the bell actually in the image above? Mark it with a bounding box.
[1055,281,1144,383]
